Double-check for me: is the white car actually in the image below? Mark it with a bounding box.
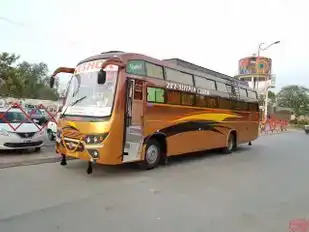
[0,108,45,151]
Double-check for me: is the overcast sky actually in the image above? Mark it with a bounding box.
[1,0,308,92]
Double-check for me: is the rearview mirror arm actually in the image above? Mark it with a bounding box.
[50,67,75,88]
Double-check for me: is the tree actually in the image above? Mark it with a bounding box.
[276,85,309,116]
[0,52,58,100]
[268,90,276,105]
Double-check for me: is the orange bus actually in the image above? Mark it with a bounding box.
[50,51,259,174]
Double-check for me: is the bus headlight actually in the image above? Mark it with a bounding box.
[87,149,100,159]
[84,132,109,144]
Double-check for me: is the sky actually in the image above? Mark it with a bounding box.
[1,0,308,93]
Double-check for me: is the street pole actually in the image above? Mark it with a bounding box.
[257,41,280,120]
[256,43,264,93]
[264,85,269,119]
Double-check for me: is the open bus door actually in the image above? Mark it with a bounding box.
[123,78,145,163]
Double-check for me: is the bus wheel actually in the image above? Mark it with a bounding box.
[222,132,235,154]
[138,139,161,170]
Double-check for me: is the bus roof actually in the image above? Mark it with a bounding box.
[163,58,249,87]
[78,51,254,92]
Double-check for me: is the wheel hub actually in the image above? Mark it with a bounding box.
[146,145,159,164]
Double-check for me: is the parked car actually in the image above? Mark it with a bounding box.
[25,108,49,125]
[0,108,45,151]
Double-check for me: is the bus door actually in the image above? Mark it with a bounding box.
[123,79,144,163]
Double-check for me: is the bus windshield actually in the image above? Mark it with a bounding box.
[64,70,118,118]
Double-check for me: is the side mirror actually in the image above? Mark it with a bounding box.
[97,69,106,84]
[50,77,55,88]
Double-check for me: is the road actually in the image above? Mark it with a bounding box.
[0,131,308,232]
[0,132,56,169]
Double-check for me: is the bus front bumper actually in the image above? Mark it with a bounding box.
[56,139,104,162]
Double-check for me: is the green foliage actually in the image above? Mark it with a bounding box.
[277,85,309,116]
[258,90,276,108]
[0,52,58,100]
[268,90,276,103]
[290,119,309,125]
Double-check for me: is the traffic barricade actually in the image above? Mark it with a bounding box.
[0,102,59,134]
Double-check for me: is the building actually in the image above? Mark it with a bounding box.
[234,55,276,119]
[234,55,275,96]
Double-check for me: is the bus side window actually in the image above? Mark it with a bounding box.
[231,100,238,110]
[147,87,165,103]
[181,92,195,106]
[238,102,248,111]
[134,80,143,100]
[248,102,258,112]
[195,95,206,107]
[166,90,181,105]
[219,98,232,109]
[205,96,218,108]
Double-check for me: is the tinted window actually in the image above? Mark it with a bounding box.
[216,82,227,92]
[194,76,216,90]
[196,95,206,107]
[127,60,146,75]
[166,90,181,105]
[165,68,193,85]
[146,62,164,79]
[247,90,257,99]
[219,98,232,109]
[225,84,234,94]
[238,101,248,110]
[239,88,248,96]
[248,102,259,111]
[181,93,195,106]
[205,96,218,108]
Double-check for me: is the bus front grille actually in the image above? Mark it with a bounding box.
[62,130,84,140]
[63,138,84,152]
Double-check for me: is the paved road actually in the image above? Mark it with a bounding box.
[0,133,56,168]
[0,131,308,232]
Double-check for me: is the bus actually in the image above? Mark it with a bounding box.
[50,51,259,174]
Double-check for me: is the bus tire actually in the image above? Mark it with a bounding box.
[222,132,236,154]
[138,139,161,170]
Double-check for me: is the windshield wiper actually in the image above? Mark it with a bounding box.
[60,95,87,118]
[71,95,87,107]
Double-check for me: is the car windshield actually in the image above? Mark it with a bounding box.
[0,111,32,123]
[64,68,118,117]
[26,108,42,115]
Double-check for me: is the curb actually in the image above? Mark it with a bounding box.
[0,156,75,169]
[259,129,302,136]
[0,156,60,169]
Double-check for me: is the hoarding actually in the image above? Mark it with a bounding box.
[238,56,272,75]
